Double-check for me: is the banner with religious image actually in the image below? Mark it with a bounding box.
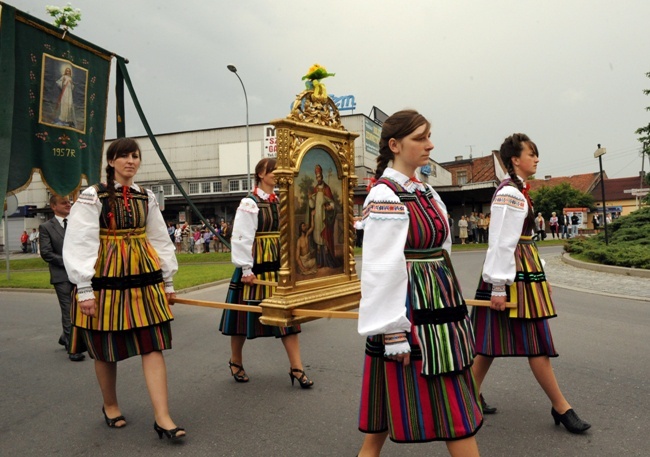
[0,3,111,218]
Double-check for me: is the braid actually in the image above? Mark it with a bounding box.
[506,163,523,192]
[500,132,532,192]
[105,164,117,229]
[374,148,392,180]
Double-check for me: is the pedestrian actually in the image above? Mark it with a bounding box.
[174,224,182,253]
[29,228,39,253]
[20,230,29,253]
[39,195,85,361]
[471,133,590,434]
[63,137,185,440]
[469,212,478,243]
[219,158,313,388]
[477,212,488,243]
[458,215,468,244]
[448,214,455,244]
[356,110,481,457]
[549,212,559,239]
[535,212,546,240]
[203,228,211,253]
[560,213,570,239]
[193,226,203,253]
[571,213,580,237]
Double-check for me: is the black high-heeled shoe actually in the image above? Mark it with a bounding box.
[228,360,249,383]
[154,421,186,440]
[551,408,591,434]
[289,368,314,388]
[480,394,497,414]
[102,406,126,428]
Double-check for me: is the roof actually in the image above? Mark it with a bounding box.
[439,152,503,183]
[590,176,647,200]
[528,172,602,194]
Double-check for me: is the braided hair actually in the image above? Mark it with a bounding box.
[374,110,431,180]
[105,138,141,227]
[499,133,538,192]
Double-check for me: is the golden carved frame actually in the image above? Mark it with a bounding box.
[258,90,360,327]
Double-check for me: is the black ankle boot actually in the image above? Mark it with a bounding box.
[551,408,591,434]
[480,394,497,414]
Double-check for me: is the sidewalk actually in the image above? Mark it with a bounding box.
[544,252,650,301]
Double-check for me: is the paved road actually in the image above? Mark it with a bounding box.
[1,247,649,456]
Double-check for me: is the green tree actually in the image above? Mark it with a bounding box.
[529,182,595,218]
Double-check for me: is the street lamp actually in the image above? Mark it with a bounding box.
[594,144,608,245]
[227,64,251,195]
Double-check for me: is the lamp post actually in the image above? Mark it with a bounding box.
[227,64,251,195]
[594,144,608,245]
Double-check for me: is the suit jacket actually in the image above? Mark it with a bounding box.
[39,217,70,285]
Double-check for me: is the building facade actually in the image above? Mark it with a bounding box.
[2,114,451,251]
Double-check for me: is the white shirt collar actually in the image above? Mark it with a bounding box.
[114,182,140,191]
[254,187,274,201]
[382,168,426,192]
[54,215,67,228]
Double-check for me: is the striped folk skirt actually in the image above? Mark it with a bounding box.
[472,237,558,357]
[72,322,172,362]
[359,248,482,443]
[69,229,174,360]
[359,338,483,442]
[219,234,300,338]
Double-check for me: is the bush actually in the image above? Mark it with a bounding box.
[565,207,650,269]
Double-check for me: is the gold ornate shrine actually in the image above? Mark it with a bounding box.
[257,89,361,327]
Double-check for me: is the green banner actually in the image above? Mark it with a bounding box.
[0,3,111,218]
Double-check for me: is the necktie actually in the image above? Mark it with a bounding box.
[63,218,68,230]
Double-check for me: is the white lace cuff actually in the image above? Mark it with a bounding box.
[242,267,253,277]
[384,340,411,357]
[164,281,175,294]
[491,284,507,297]
[77,287,95,302]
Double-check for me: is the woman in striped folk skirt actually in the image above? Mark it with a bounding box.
[471,133,590,434]
[219,158,313,388]
[357,111,481,457]
[64,138,185,440]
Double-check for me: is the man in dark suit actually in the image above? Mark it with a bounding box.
[39,195,85,361]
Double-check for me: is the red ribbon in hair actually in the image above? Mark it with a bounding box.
[364,177,378,192]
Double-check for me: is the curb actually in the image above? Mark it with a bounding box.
[561,252,650,279]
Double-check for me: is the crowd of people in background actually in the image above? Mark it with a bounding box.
[166,219,231,254]
[452,212,491,244]
[446,209,622,244]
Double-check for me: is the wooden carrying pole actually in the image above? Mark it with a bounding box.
[169,297,516,320]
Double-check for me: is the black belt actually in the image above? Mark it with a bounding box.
[92,270,164,291]
[252,261,280,275]
[412,304,468,326]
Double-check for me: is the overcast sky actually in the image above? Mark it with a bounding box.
[13,0,650,180]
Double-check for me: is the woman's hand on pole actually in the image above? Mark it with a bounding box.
[490,295,507,311]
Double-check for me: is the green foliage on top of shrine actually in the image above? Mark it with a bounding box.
[565,207,650,269]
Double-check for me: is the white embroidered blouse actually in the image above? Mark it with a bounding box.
[482,177,533,288]
[357,168,452,355]
[230,187,276,277]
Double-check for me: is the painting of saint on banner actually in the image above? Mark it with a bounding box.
[39,54,87,133]
[294,147,345,281]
